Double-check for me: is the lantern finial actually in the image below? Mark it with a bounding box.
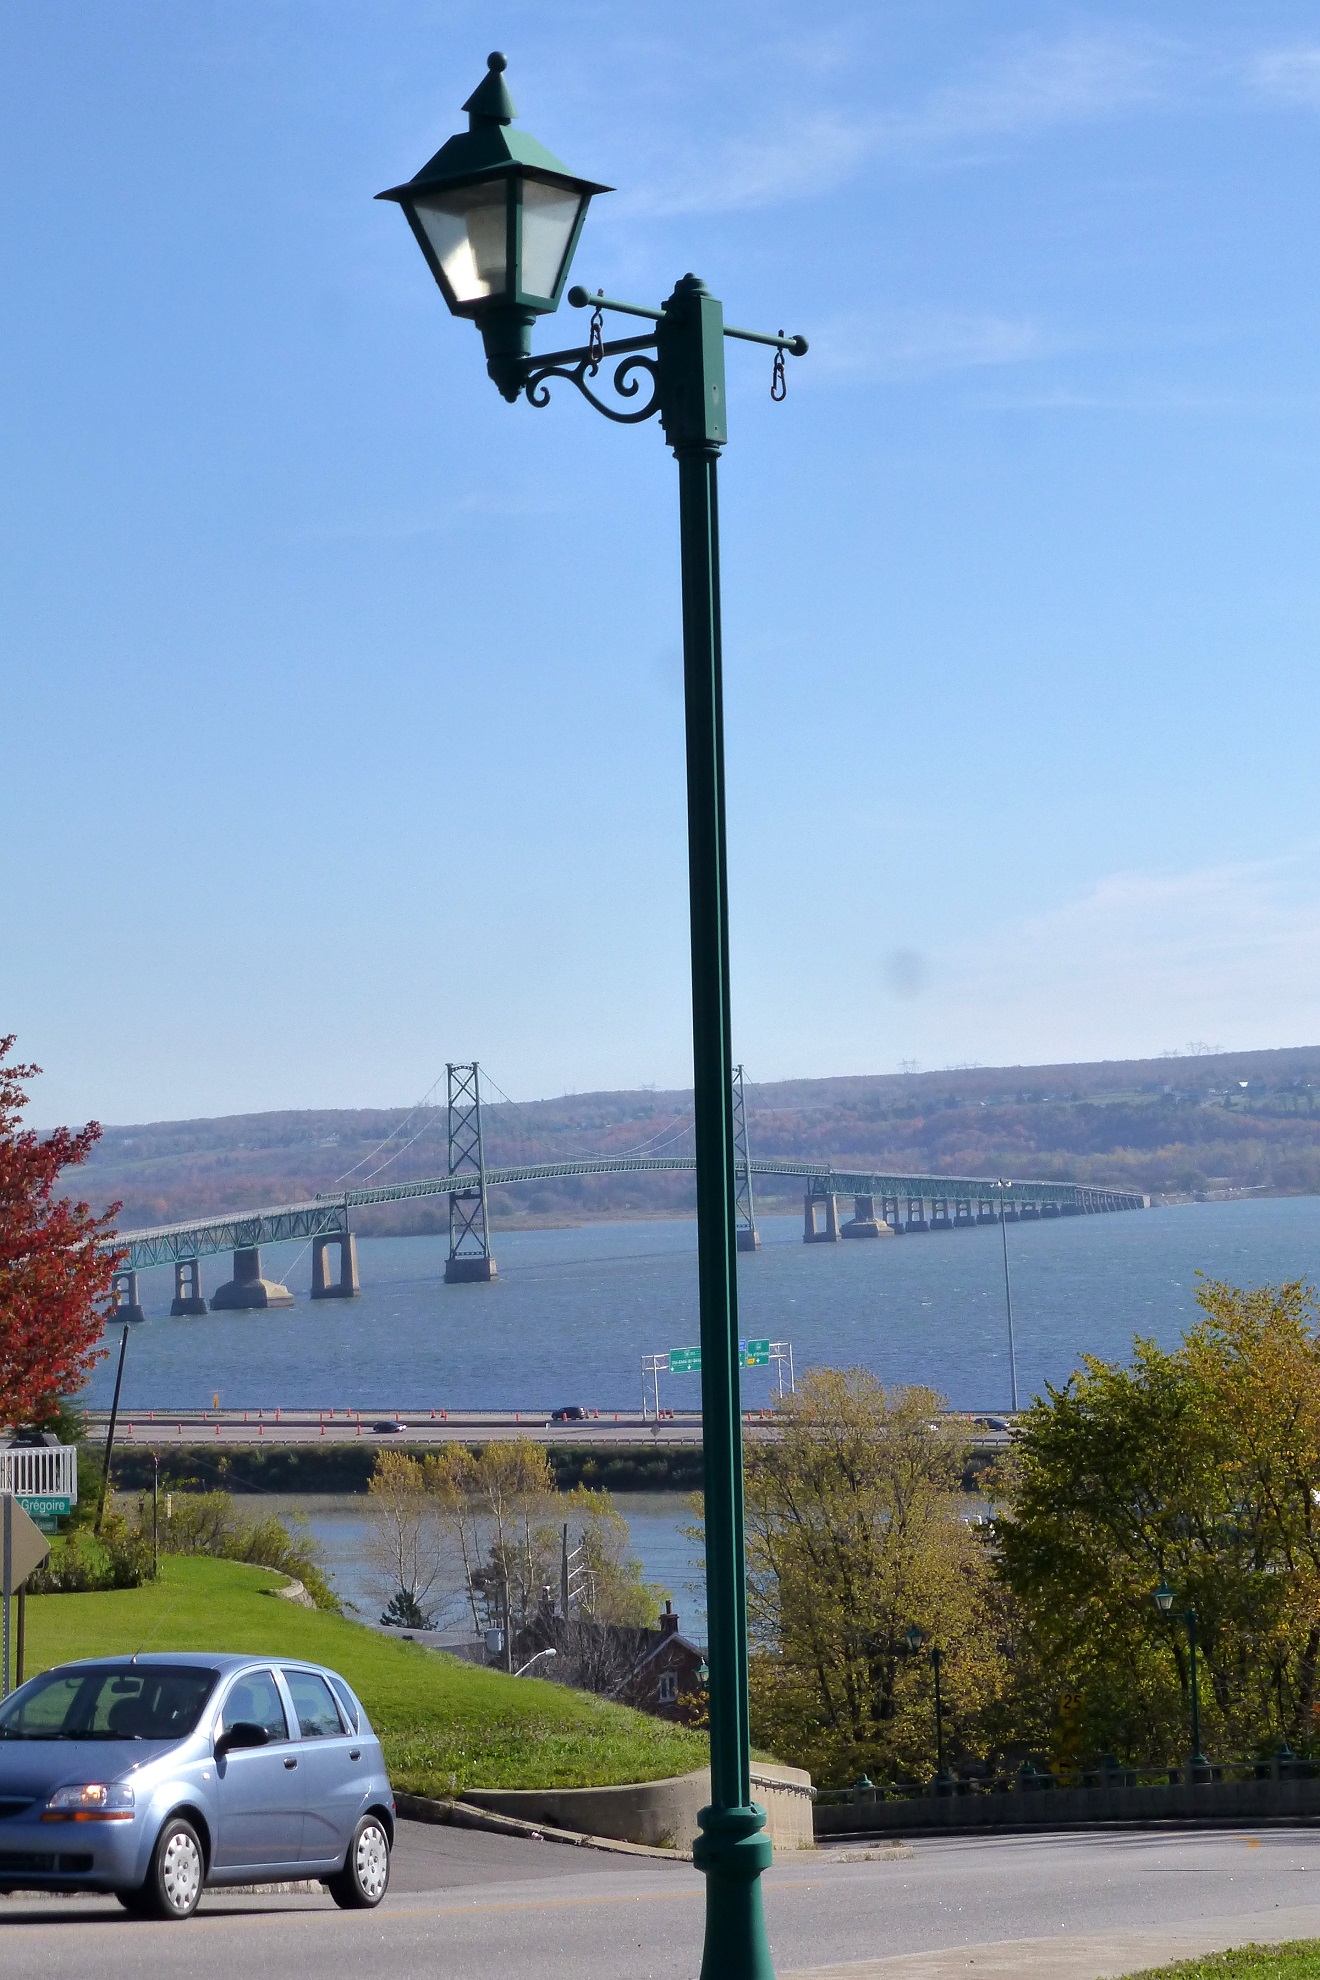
[463,51,517,126]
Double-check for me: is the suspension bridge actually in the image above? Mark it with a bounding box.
[105,1063,1145,1319]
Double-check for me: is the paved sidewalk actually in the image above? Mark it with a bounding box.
[786,1903,1320,1978]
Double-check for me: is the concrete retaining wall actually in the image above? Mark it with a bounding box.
[463,1762,814,1851]
[815,1774,1320,1837]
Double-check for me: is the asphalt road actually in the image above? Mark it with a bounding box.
[6,1821,1320,1979]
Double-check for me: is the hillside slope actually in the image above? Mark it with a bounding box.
[74,1046,1320,1231]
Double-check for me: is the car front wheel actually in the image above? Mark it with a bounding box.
[136,1815,205,1920]
[327,1813,391,1910]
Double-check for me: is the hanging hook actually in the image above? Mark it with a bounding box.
[588,292,605,375]
[771,333,787,403]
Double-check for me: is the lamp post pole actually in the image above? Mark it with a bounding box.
[931,1644,949,1789]
[662,277,774,1980]
[997,1178,1018,1413]
[1185,1607,1206,1771]
[377,56,805,1980]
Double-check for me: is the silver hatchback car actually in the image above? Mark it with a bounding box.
[0,1652,395,1919]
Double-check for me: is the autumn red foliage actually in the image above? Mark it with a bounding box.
[0,1037,121,1428]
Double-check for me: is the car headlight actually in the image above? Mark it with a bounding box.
[41,1782,136,1822]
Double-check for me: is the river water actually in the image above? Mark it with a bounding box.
[91,1196,1320,1640]
[89,1195,1320,1416]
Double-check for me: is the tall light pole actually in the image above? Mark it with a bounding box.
[377,55,805,1980]
[997,1178,1019,1413]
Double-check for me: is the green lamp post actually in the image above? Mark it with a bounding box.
[1154,1578,1209,1775]
[906,1623,951,1791]
[379,54,806,1980]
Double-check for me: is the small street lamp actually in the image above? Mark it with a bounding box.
[513,1648,558,1678]
[1154,1578,1210,1775]
[379,55,806,1980]
[906,1624,952,1792]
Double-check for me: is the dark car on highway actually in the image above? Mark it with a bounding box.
[0,1653,394,1919]
[550,1406,588,1422]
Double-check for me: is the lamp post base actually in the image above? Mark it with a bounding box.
[693,1802,775,1980]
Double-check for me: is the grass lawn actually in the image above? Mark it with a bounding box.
[1124,1946,1320,1977]
[24,1554,709,1795]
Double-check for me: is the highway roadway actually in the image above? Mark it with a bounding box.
[81,1407,1014,1457]
[6,1819,1320,1979]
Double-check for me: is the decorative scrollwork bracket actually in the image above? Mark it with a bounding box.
[522,333,661,425]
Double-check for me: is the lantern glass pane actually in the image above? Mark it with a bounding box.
[411,182,510,303]
[519,180,585,298]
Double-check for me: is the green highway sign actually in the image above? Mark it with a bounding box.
[668,1347,702,1373]
[740,1340,772,1366]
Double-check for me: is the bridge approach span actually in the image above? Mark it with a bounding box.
[111,1155,1141,1273]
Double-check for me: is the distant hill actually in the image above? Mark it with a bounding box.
[73,1045,1320,1236]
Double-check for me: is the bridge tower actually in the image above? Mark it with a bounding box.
[732,1064,760,1253]
[444,1061,497,1283]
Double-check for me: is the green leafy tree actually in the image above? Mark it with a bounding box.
[995,1279,1320,1765]
[741,1367,1007,1786]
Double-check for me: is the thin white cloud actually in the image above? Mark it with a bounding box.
[1250,44,1320,107]
[616,28,1176,219]
[938,854,1320,1063]
[887,27,1170,153]
[809,306,1051,381]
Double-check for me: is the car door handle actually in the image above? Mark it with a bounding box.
[284,1757,298,1769]
[349,1750,361,1762]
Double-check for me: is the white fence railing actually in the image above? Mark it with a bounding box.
[0,1445,78,1502]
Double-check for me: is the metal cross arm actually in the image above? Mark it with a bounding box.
[569,286,809,354]
[517,285,809,426]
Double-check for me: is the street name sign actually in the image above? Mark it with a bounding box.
[668,1346,702,1373]
[741,1340,772,1367]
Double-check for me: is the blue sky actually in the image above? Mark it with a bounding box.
[6,2,1320,1123]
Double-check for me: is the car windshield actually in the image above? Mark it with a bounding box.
[0,1665,219,1741]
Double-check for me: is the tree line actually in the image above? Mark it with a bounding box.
[747,1280,1320,1786]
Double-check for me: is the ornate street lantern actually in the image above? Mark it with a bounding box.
[376,52,610,398]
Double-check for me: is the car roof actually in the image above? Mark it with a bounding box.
[44,1652,344,1678]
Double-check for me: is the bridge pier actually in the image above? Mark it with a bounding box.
[211,1246,295,1310]
[311,1232,360,1299]
[841,1194,892,1239]
[445,1240,497,1284]
[881,1194,901,1233]
[1040,1203,1061,1219]
[977,1201,998,1224]
[803,1193,840,1243]
[170,1258,207,1316]
[110,1269,147,1323]
[736,1228,761,1253]
[953,1200,974,1229]
[1018,1204,1039,1221]
[930,1198,953,1232]
[905,1196,928,1233]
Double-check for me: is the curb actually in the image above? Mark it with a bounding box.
[394,1791,693,1861]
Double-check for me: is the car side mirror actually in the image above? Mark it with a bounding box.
[215,1721,269,1759]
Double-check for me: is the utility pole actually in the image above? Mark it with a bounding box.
[94,1325,131,1534]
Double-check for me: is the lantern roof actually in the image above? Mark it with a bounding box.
[377,53,612,203]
